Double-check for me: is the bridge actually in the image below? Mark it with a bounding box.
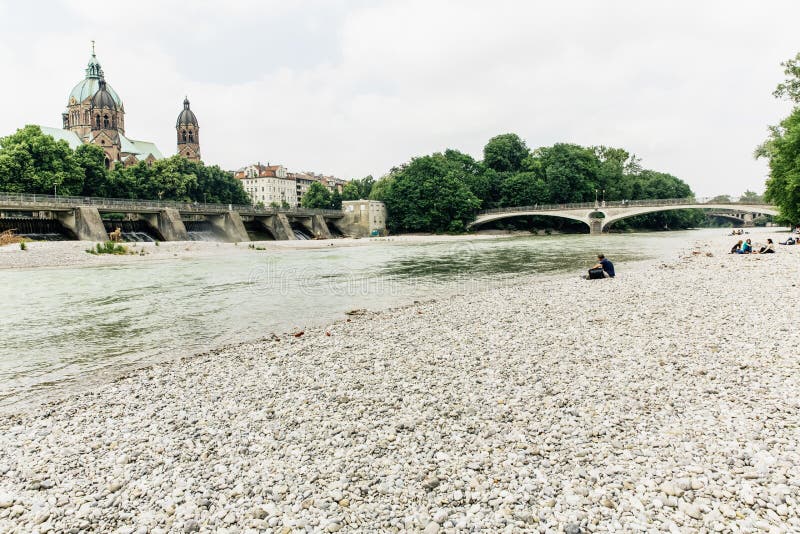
[0,192,347,242]
[469,198,779,235]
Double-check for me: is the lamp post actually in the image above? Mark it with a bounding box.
[601,189,606,207]
[54,183,57,198]
[595,189,599,208]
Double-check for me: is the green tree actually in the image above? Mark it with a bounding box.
[757,53,800,223]
[301,181,333,208]
[331,189,343,210]
[499,172,549,206]
[535,143,600,203]
[483,133,529,173]
[369,175,395,201]
[443,149,499,207]
[382,154,480,233]
[0,125,84,195]
[192,163,248,204]
[773,52,800,102]
[75,144,109,197]
[762,107,800,223]
[341,181,361,200]
[740,190,763,203]
[342,176,375,200]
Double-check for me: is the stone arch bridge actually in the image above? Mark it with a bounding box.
[469,198,778,235]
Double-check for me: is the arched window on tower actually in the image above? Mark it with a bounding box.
[85,111,90,124]
[182,130,187,143]
[103,115,109,129]
[96,115,101,129]
[188,131,194,143]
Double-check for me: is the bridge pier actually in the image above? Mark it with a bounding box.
[312,214,332,239]
[589,219,603,235]
[207,212,250,243]
[137,209,189,241]
[251,215,294,240]
[275,214,297,240]
[743,213,754,228]
[55,207,108,241]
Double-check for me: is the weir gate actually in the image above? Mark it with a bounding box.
[0,193,345,242]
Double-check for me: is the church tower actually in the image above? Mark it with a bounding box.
[64,43,125,142]
[176,97,200,161]
[89,79,122,168]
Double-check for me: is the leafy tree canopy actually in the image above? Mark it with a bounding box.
[759,53,800,223]
[301,181,333,209]
[0,126,248,205]
[483,133,529,173]
[0,125,84,195]
[381,154,480,233]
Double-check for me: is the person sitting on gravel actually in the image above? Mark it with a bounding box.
[730,240,743,254]
[738,239,753,254]
[756,239,775,254]
[584,254,615,279]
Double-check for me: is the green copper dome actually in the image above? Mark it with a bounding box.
[67,52,123,108]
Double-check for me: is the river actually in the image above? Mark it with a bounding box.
[0,229,746,408]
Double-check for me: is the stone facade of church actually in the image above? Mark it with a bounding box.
[53,46,200,169]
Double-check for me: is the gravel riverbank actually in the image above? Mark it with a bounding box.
[1,235,799,532]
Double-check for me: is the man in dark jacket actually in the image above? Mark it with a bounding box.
[585,254,615,279]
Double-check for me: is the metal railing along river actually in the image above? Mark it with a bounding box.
[0,192,343,217]
[476,197,773,215]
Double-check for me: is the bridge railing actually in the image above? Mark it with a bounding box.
[0,191,343,217]
[476,197,772,215]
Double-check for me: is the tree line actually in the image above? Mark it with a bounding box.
[758,53,800,225]
[1,124,717,234]
[358,136,703,233]
[0,125,248,204]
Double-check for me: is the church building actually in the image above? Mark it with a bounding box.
[38,45,201,169]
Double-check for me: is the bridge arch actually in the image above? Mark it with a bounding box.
[468,201,779,235]
[601,204,778,232]
[468,211,593,233]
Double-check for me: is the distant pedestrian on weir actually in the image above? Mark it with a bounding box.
[584,254,615,279]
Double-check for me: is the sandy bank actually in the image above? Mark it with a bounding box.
[0,233,799,532]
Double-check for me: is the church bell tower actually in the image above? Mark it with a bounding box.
[176,97,200,161]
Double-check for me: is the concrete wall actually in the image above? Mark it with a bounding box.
[339,200,387,237]
[207,212,250,242]
[252,215,294,240]
[158,208,189,241]
[55,207,108,241]
[142,208,189,241]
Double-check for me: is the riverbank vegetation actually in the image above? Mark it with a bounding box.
[758,53,800,225]
[0,126,248,204]
[370,135,703,233]
[85,241,129,255]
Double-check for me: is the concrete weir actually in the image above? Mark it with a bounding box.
[206,212,249,243]
[55,207,108,241]
[0,194,369,242]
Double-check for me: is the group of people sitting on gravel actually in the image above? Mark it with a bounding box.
[730,238,775,254]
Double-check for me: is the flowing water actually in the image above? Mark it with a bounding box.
[0,229,756,408]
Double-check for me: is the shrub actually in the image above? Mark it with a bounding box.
[86,241,129,255]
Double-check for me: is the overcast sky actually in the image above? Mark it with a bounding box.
[1,0,798,196]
